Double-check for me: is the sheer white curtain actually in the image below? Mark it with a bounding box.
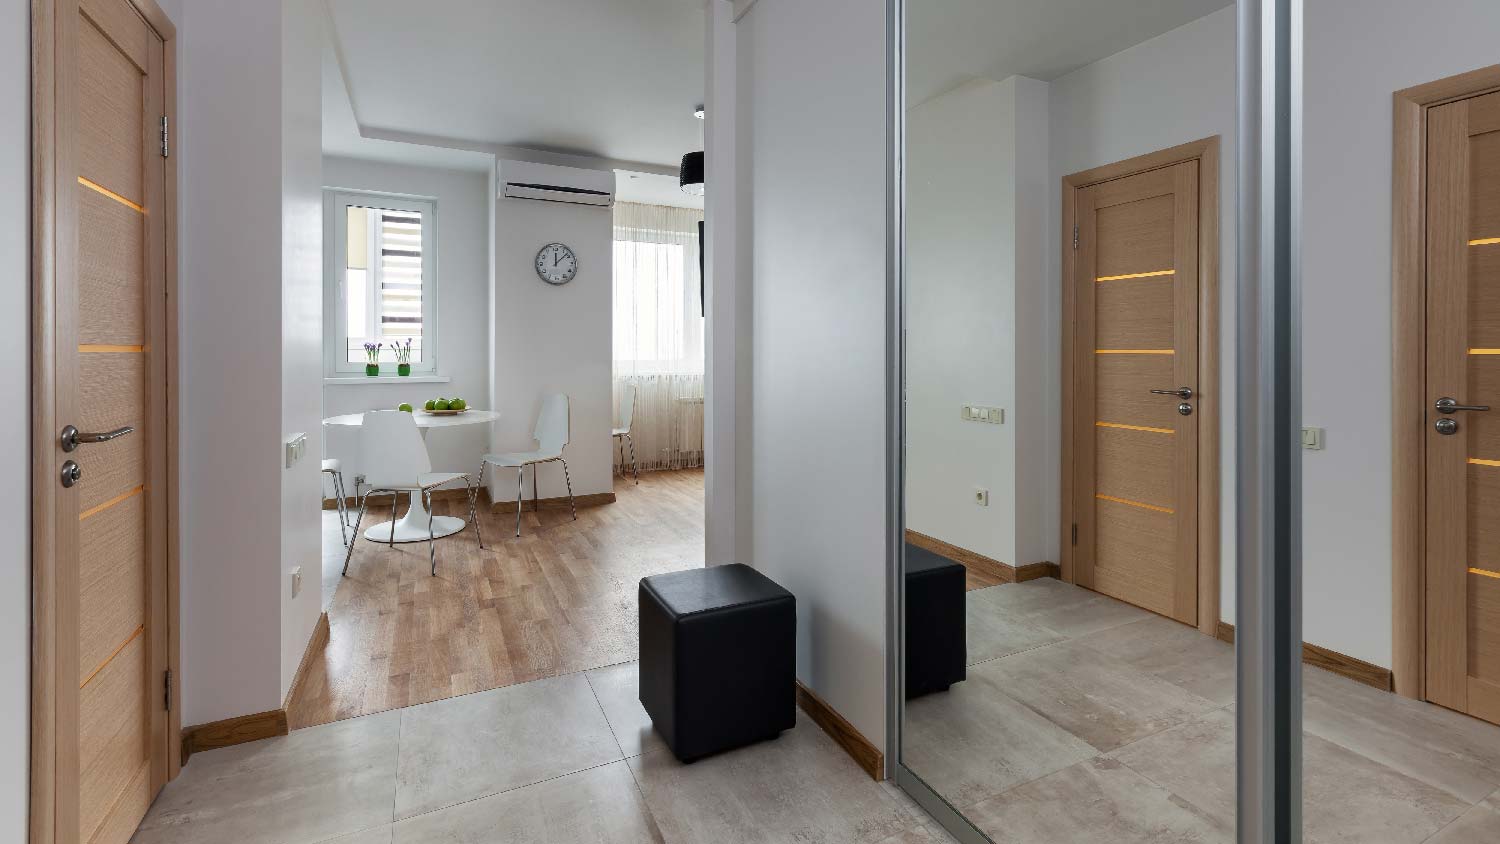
[613,202,705,472]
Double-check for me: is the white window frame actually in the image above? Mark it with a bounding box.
[323,188,440,376]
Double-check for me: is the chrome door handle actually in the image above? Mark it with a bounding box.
[60,424,135,452]
[1150,387,1194,400]
[1435,397,1490,414]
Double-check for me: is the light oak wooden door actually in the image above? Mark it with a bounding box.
[1425,89,1500,726]
[40,0,172,841]
[1071,162,1200,624]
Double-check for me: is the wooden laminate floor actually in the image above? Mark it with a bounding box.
[287,469,705,730]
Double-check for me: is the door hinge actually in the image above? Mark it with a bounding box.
[164,668,173,711]
[160,115,170,158]
[1071,523,1078,545]
[1072,223,1079,250]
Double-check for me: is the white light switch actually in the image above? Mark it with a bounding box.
[290,566,303,598]
[1301,427,1325,450]
[285,432,308,468]
[962,405,1005,425]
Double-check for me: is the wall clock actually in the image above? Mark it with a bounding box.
[535,242,579,285]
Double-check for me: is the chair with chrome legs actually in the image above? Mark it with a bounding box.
[342,410,483,577]
[322,458,352,546]
[478,393,578,537]
[613,383,639,484]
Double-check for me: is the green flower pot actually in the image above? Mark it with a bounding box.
[365,364,380,376]
[397,363,412,376]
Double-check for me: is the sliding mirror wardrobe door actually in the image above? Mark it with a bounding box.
[1298,4,1500,840]
[897,1,1241,840]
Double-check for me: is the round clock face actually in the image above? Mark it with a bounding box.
[535,243,579,285]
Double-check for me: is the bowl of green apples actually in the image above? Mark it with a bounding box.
[420,396,468,415]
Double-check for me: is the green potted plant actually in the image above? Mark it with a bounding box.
[363,342,382,376]
[395,338,413,376]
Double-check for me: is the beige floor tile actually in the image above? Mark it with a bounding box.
[1426,792,1500,843]
[394,673,622,820]
[971,578,1152,639]
[391,761,661,843]
[965,588,1065,665]
[585,661,668,758]
[133,710,401,844]
[628,712,919,844]
[903,662,1097,807]
[981,639,1220,752]
[318,826,393,844]
[1075,615,1236,706]
[1111,708,1471,843]
[876,821,962,843]
[963,756,1230,844]
[1302,667,1500,804]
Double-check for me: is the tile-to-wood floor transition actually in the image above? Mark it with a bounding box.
[292,469,708,729]
[905,577,1500,843]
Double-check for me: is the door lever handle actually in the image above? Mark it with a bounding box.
[1150,387,1194,400]
[1435,397,1490,414]
[60,424,135,452]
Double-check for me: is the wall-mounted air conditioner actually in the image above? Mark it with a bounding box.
[499,160,615,208]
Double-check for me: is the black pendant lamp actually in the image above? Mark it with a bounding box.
[681,105,706,195]
[679,151,705,196]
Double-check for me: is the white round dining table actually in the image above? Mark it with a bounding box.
[322,409,500,543]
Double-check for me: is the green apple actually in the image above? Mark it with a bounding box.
[424,400,436,411]
[450,398,467,411]
[397,402,413,413]
[434,399,451,411]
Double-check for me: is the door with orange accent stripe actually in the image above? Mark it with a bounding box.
[45,0,172,841]
[1071,161,1200,625]
[1425,89,1500,726]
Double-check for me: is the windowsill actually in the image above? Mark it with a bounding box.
[324,375,452,385]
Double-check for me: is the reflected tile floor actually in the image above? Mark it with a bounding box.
[902,578,1500,843]
[135,661,929,844]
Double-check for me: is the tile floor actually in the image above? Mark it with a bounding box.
[904,577,1500,843]
[133,660,954,844]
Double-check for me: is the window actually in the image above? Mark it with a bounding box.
[324,190,438,376]
[612,202,704,376]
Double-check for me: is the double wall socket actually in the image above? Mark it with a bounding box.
[962,405,1004,424]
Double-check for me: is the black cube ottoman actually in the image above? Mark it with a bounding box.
[639,564,796,762]
[905,543,966,698]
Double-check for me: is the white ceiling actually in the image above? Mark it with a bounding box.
[325,0,705,173]
[907,0,1232,106]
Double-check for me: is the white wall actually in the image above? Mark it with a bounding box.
[906,76,1052,568]
[737,0,890,750]
[704,0,751,565]
[321,158,493,489]
[3,0,28,834]
[178,0,328,725]
[1300,0,1500,667]
[279,0,324,699]
[489,161,614,503]
[1047,6,1240,625]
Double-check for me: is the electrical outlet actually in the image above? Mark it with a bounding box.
[1301,426,1326,450]
[974,487,990,507]
[290,566,303,598]
[284,432,308,468]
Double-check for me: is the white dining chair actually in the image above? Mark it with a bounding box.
[342,410,483,576]
[322,458,351,546]
[478,393,577,537]
[613,383,639,484]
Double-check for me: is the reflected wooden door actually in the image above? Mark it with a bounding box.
[1070,162,1200,625]
[1425,89,1500,725]
[36,0,173,842]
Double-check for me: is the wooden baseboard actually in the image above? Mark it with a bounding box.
[181,708,288,765]
[904,529,1059,585]
[488,491,616,513]
[795,681,883,781]
[284,612,330,710]
[323,487,481,511]
[1215,622,1393,692]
